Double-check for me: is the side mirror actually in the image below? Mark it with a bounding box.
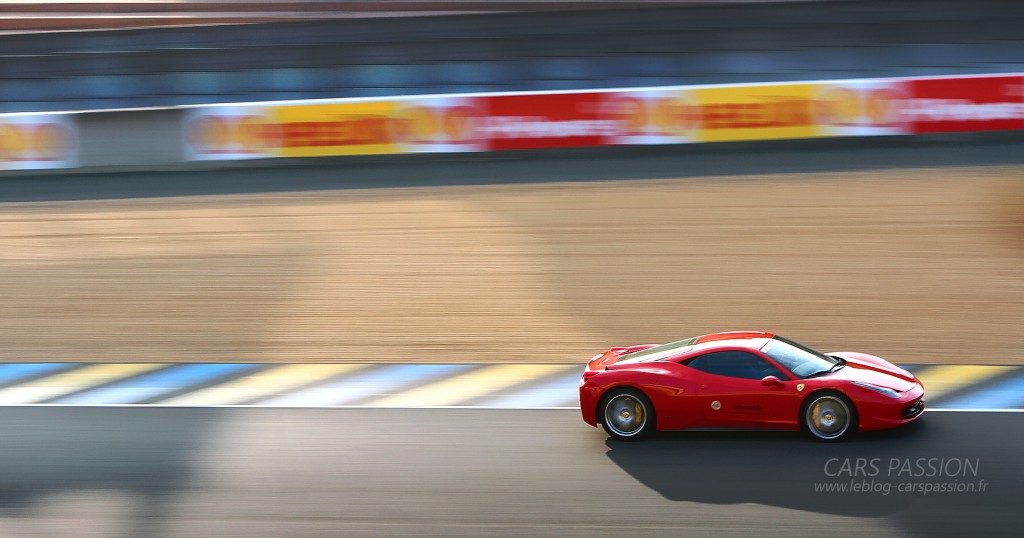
[761,375,784,388]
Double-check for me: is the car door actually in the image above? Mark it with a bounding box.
[685,350,801,429]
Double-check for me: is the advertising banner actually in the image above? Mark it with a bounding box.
[269,101,398,158]
[0,114,78,170]
[904,75,1024,134]
[694,83,818,143]
[183,105,276,161]
[390,96,487,153]
[184,101,400,160]
[479,92,615,151]
[601,88,699,145]
[181,73,1024,163]
[812,79,911,137]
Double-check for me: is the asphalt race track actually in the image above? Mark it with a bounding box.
[0,407,1018,537]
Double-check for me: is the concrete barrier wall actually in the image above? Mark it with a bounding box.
[77,109,185,168]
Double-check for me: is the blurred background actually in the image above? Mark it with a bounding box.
[0,0,1021,366]
[0,2,1023,537]
[2,0,1023,111]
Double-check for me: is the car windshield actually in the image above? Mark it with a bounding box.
[620,337,699,362]
[760,336,843,379]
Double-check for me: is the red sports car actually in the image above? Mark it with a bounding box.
[579,331,925,441]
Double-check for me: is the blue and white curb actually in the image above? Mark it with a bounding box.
[0,363,1018,409]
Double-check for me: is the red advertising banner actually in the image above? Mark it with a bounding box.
[479,93,615,151]
[905,75,1024,133]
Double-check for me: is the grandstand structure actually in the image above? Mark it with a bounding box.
[0,0,1021,113]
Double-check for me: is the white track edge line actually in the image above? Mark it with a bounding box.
[0,404,1020,412]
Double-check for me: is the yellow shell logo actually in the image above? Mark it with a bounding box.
[391,106,437,143]
[864,87,903,126]
[814,85,906,128]
[0,122,73,162]
[392,105,479,144]
[814,86,859,126]
[651,96,698,136]
[711,400,721,410]
[442,106,478,142]
[610,97,648,135]
[187,115,228,149]
[608,95,697,136]
[187,114,274,153]
[0,124,28,160]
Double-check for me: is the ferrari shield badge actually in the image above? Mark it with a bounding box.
[711,400,721,410]
[797,383,805,392]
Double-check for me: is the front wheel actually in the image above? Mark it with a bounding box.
[600,388,655,441]
[802,392,857,442]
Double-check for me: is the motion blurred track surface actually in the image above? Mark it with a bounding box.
[0,408,1018,536]
[1,136,1023,364]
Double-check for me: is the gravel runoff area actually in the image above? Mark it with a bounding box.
[0,164,1020,364]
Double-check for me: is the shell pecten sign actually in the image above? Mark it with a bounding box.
[390,96,485,153]
[0,114,78,170]
[812,80,910,136]
[603,89,699,145]
[184,106,278,160]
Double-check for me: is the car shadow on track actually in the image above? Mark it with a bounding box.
[605,419,929,517]
[605,412,1024,536]
[0,407,220,536]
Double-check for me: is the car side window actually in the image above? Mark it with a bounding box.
[685,351,785,380]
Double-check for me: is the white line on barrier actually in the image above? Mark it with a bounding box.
[179,72,1024,111]
[11,72,1022,117]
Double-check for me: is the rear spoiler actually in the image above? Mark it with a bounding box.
[585,344,659,371]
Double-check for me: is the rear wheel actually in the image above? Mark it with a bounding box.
[600,388,655,441]
[802,391,857,442]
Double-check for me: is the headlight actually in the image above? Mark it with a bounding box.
[851,381,901,398]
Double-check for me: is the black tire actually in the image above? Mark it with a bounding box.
[801,391,857,442]
[599,387,656,441]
